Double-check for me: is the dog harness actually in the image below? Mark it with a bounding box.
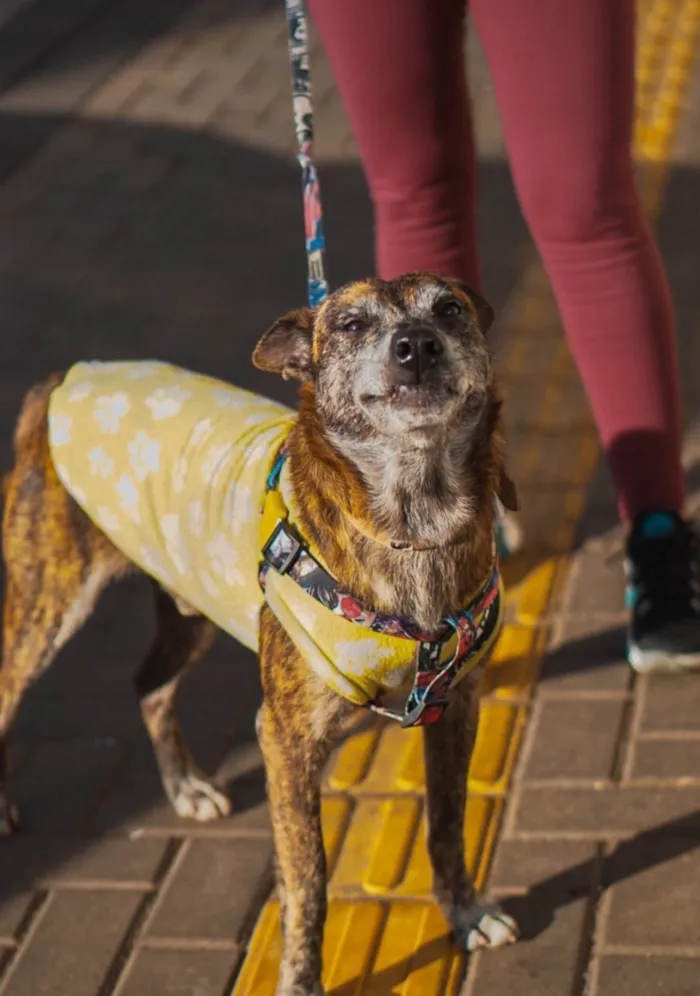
[48,361,503,726]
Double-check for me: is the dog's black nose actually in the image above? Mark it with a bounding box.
[390,326,444,382]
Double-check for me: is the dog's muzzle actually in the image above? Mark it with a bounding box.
[389,325,444,385]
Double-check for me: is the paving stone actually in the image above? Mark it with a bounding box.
[630,738,700,779]
[14,693,141,743]
[0,836,169,891]
[466,897,590,996]
[540,616,630,695]
[602,836,700,947]
[0,894,36,945]
[148,838,272,941]
[514,786,700,835]
[595,956,700,996]
[13,739,123,834]
[1,890,144,996]
[117,947,237,996]
[573,459,619,547]
[558,541,626,616]
[525,699,626,780]
[640,675,700,732]
[490,839,597,893]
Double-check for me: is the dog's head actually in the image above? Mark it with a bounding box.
[254,272,496,439]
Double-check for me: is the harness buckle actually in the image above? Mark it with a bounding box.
[261,519,303,576]
[400,697,449,727]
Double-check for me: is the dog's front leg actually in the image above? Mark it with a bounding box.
[258,611,351,996]
[423,675,519,953]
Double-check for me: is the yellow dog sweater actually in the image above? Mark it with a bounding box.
[48,361,502,713]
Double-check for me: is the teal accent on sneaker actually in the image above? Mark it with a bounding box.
[639,512,676,540]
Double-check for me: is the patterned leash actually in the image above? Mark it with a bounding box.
[284,0,329,308]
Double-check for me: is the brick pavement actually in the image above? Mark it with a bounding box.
[0,0,695,993]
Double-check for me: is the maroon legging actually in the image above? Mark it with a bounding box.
[309,0,684,521]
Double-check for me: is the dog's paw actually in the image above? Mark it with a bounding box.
[170,774,232,822]
[453,901,519,952]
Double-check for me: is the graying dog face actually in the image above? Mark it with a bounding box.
[253,272,494,440]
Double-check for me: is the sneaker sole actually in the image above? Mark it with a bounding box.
[628,645,700,674]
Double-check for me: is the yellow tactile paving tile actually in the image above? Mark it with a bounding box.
[326,795,501,900]
[233,4,699,992]
[234,901,464,996]
[469,702,526,794]
[480,623,546,700]
[325,699,524,797]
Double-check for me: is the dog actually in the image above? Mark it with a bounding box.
[1,272,519,995]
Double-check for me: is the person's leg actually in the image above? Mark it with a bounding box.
[471,0,682,521]
[309,0,523,561]
[473,0,700,669]
[308,0,480,288]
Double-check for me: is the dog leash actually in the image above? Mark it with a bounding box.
[284,0,329,308]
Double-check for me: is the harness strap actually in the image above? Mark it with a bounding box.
[259,447,503,727]
[284,0,329,308]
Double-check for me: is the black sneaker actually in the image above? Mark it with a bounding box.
[625,511,700,672]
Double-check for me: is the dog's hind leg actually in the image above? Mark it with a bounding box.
[134,584,230,822]
[423,675,519,952]
[0,434,127,832]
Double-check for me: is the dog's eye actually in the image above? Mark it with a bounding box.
[341,318,366,333]
[436,298,462,318]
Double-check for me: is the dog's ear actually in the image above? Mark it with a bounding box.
[496,466,519,512]
[457,282,494,334]
[253,308,314,381]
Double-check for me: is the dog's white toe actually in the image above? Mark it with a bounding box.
[454,902,519,952]
[171,774,231,822]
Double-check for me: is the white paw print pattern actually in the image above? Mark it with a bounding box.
[55,464,86,505]
[247,425,284,467]
[161,513,189,575]
[223,484,254,536]
[212,388,247,410]
[201,442,233,486]
[127,363,161,380]
[333,639,394,677]
[244,602,260,628]
[199,569,220,599]
[243,411,270,428]
[189,500,205,538]
[289,599,320,636]
[67,381,93,403]
[206,531,244,586]
[140,545,173,586]
[88,446,115,480]
[145,385,192,421]
[94,392,130,434]
[172,454,188,494]
[128,430,161,481]
[190,418,213,446]
[49,412,72,446]
[96,505,120,532]
[115,473,141,524]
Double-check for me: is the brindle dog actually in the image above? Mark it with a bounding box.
[1,273,519,995]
